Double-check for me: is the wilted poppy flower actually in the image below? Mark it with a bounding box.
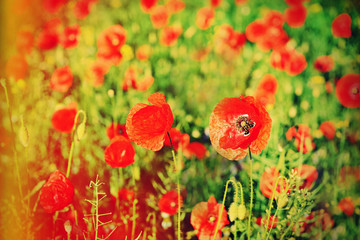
[5,54,28,81]
[150,5,169,29]
[257,74,278,94]
[158,190,183,216]
[209,96,272,160]
[118,188,135,202]
[335,73,360,108]
[331,13,352,38]
[51,103,77,133]
[314,56,334,73]
[106,123,128,140]
[292,165,318,189]
[165,0,185,14]
[183,142,207,160]
[43,0,67,13]
[141,0,157,13]
[196,7,215,30]
[136,44,152,61]
[39,170,74,213]
[104,135,135,168]
[319,121,336,140]
[159,25,182,46]
[256,215,278,230]
[97,25,127,65]
[190,196,229,240]
[286,125,315,153]
[16,30,34,55]
[126,92,173,151]
[284,4,307,28]
[88,60,111,87]
[50,66,73,92]
[338,197,355,216]
[260,166,287,198]
[59,25,80,49]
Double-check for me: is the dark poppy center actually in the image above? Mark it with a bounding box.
[352,87,359,95]
[235,115,255,136]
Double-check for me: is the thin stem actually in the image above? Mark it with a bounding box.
[265,208,279,240]
[131,165,137,240]
[263,176,281,239]
[247,147,253,239]
[66,141,75,178]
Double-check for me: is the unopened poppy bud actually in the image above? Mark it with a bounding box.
[76,122,86,141]
[64,220,72,234]
[238,204,247,220]
[277,194,288,208]
[228,202,238,222]
[19,117,29,147]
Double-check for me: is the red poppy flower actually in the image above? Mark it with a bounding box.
[106,123,128,140]
[51,103,77,133]
[286,50,307,75]
[43,0,68,13]
[235,0,248,5]
[16,30,34,55]
[165,0,185,14]
[39,170,74,213]
[335,73,360,108]
[59,25,80,49]
[325,81,334,93]
[210,0,222,8]
[314,55,334,73]
[196,7,215,30]
[159,25,182,46]
[190,196,229,240]
[257,74,278,94]
[36,29,59,51]
[209,96,272,160]
[284,4,307,28]
[118,188,135,202]
[319,121,336,140]
[88,60,111,87]
[104,135,135,168]
[150,5,169,29]
[292,164,318,189]
[256,215,278,230]
[332,13,352,38]
[126,92,174,151]
[50,66,73,92]
[183,142,207,160]
[141,0,157,13]
[136,44,152,61]
[265,10,285,28]
[97,25,127,65]
[5,54,28,81]
[158,190,183,216]
[286,125,315,153]
[260,166,287,199]
[245,20,267,43]
[270,47,291,71]
[338,197,355,216]
[136,75,154,91]
[73,0,95,19]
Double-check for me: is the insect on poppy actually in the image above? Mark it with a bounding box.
[158,190,183,216]
[209,96,272,160]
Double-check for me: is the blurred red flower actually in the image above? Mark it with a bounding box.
[106,123,128,140]
[165,0,185,14]
[136,75,154,91]
[255,90,276,108]
[74,0,97,19]
[39,170,74,213]
[88,60,111,87]
[150,5,169,29]
[209,96,272,160]
[190,196,229,240]
[126,92,173,151]
[332,13,352,38]
[286,124,315,153]
[235,0,248,5]
[307,210,334,231]
[158,190,183,216]
[245,20,266,43]
[60,25,80,49]
[256,215,278,230]
[160,25,182,46]
[210,0,222,8]
[339,166,360,185]
[122,67,137,91]
[36,19,61,51]
[5,54,28,81]
[97,25,127,65]
[285,0,306,5]
[164,128,184,151]
[50,66,73,92]
[183,142,207,160]
[325,81,334,93]
[257,74,278,94]
[16,30,34,55]
[335,73,360,108]
[214,24,246,60]
[104,135,135,168]
[319,121,336,140]
[51,103,77,133]
[292,164,318,189]
[284,4,307,28]
[118,188,135,202]
[43,0,67,13]
[136,44,152,61]
[196,7,215,30]
[141,0,157,13]
[122,66,154,91]
[338,197,355,216]
[314,55,334,73]
[260,166,287,199]
[271,47,307,75]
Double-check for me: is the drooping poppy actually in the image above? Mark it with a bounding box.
[190,196,229,240]
[260,166,287,199]
[209,96,272,160]
[5,54,28,81]
[50,66,73,93]
[314,55,334,73]
[284,4,307,28]
[39,170,74,213]
[331,13,352,38]
[59,25,80,49]
[106,123,128,140]
[97,25,127,65]
[183,142,207,160]
[159,25,182,46]
[286,124,315,153]
[158,190,183,216]
[335,73,360,108]
[43,0,68,13]
[88,60,111,87]
[136,44,152,61]
[51,103,77,133]
[150,5,169,29]
[140,0,157,13]
[196,7,215,30]
[126,92,173,151]
[319,121,336,140]
[256,215,278,230]
[16,30,34,55]
[338,197,355,216]
[104,135,135,168]
[292,164,318,189]
[165,0,185,14]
